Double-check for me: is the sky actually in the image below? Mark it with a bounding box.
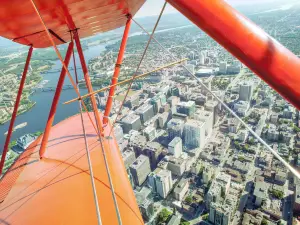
[135,0,295,18]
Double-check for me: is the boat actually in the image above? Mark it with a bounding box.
[4,122,27,135]
[0,0,300,225]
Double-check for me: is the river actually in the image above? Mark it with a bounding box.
[0,24,195,152]
[0,43,108,152]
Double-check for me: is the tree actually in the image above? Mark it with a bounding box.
[157,208,172,224]
[202,213,209,221]
[294,125,300,133]
[261,218,268,225]
[269,189,284,199]
[185,195,193,205]
[180,219,190,225]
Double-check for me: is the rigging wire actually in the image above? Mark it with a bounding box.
[29,0,99,137]
[71,35,103,225]
[131,18,300,180]
[108,2,167,136]
[30,0,123,222]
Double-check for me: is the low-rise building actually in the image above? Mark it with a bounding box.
[173,178,189,201]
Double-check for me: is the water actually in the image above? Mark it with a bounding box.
[0,43,108,152]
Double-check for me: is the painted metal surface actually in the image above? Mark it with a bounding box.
[0,46,33,174]
[0,0,145,48]
[0,114,143,224]
[168,0,300,110]
[103,18,132,124]
[74,32,104,134]
[39,42,74,158]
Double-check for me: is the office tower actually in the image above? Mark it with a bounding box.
[239,82,253,101]
[136,104,155,124]
[122,150,136,169]
[148,168,173,198]
[167,118,184,140]
[183,119,205,149]
[129,155,151,186]
[143,142,164,170]
[205,100,219,125]
[121,113,142,133]
[219,61,227,74]
[168,137,182,158]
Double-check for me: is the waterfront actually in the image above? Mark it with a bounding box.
[0,43,108,152]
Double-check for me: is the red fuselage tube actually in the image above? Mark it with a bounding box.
[168,0,300,110]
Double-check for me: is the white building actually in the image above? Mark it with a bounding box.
[148,168,173,199]
[168,137,183,158]
[173,178,189,201]
[194,109,214,138]
[183,119,205,149]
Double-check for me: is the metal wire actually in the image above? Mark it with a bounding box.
[132,18,300,180]
[30,1,122,222]
[72,37,103,225]
[108,2,167,136]
[30,0,99,135]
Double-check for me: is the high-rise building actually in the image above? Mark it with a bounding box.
[122,150,136,169]
[194,109,214,138]
[219,61,227,74]
[205,100,219,125]
[143,142,164,170]
[151,96,162,114]
[199,51,206,65]
[183,119,205,149]
[167,118,185,140]
[176,101,196,118]
[219,62,227,74]
[121,113,142,133]
[168,137,183,158]
[129,155,151,186]
[173,178,189,201]
[143,126,156,141]
[239,82,253,101]
[134,187,154,222]
[136,104,155,124]
[113,124,124,142]
[148,168,173,198]
[167,156,186,176]
[158,112,169,129]
[209,202,232,225]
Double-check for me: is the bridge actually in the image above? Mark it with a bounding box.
[41,67,83,74]
[33,84,74,93]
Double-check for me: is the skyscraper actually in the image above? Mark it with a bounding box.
[219,61,227,74]
[136,104,155,124]
[129,155,151,186]
[168,137,183,158]
[121,113,142,133]
[239,82,253,101]
[148,168,173,199]
[183,119,205,149]
[167,118,185,140]
[205,100,219,125]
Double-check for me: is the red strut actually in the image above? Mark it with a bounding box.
[168,0,300,110]
[103,17,132,124]
[0,46,33,174]
[74,31,104,134]
[39,42,74,158]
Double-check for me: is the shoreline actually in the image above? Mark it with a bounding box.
[0,102,36,126]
